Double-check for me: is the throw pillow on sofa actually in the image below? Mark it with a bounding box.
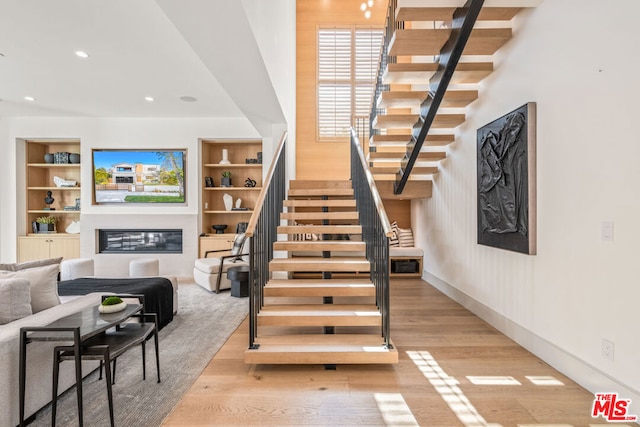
[0,263,61,313]
[0,278,32,324]
[0,256,63,272]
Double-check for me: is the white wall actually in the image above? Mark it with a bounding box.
[1,117,259,276]
[0,118,7,261]
[242,0,297,179]
[415,0,640,401]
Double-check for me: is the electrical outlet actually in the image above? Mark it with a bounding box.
[602,339,615,361]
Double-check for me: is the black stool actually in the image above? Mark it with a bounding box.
[227,266,250,297]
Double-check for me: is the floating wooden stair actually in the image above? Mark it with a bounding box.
[395,6,523,22]
[244,334,397,365]
[370,133,454,147]
[371,3,536,201]
[378,90,478,109]
[245,180,397,365]
[372,113,465,130]
[383,61,493,85]
[388,28,512,56]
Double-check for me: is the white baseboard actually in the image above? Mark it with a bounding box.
[423,270,640,409]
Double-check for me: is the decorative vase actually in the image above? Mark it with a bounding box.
[44,153,54,164]
[65,220,80,234]
[69,153,80,164]
[223,193,233,211]
[219,149,231,165]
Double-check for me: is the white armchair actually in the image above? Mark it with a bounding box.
[193,234,249,293]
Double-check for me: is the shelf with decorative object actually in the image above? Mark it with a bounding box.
[21,139,82,261]
[200,139,262,241]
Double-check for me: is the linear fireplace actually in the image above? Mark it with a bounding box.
[98,229,183,254]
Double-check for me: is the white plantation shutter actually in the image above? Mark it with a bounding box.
[318,27,383,141]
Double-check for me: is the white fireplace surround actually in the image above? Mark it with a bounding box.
[81,213,197,277]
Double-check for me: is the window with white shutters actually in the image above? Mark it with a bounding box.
[318,27,384,142]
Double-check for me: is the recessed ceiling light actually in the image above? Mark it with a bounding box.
[367,0,374,7]
[75,50,89,59]
[24,96,36,101]
[144,96,155,102]
[364,9,372,19]
[360,2,367,11]
[179,96,197,102]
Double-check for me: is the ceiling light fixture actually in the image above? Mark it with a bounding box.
[144,96,155,102]
[364,9,372,19]
[367,0,374,7]
[360,2,367,11]
[179,96,197,102]
[75,50,89,59]
[24,96,36,101]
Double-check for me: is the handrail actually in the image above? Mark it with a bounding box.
[246,132,287,349]
[350,128,392,349]
[369,0,400,140]
[351,130,393,238]
[246,132,287,237]
[395,0,484,194]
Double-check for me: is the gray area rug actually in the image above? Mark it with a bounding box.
[31,281,249,427]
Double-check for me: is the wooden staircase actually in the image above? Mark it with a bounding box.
[370,1,539,199]
[244,180,397,365]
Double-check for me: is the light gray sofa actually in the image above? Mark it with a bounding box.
[0,292,103,426]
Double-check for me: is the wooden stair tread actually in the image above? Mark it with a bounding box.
[369,151,447,161]
[378,90,477,109]
[389,28,512,56]
[278,225,361,234]
[274,241,365,252]
[373,113,465,129]
[383,62,493,84]
[244,335,398,364]
[283,199,356,207]
[376,180,432,199]
[265,279,375,297]
[281,211,359,220]
[288,188,354,197]
[269,257,370,272]
[289,180,352,189]
[370,133,454,147]
[260,304,379,313]
[370,166,439,175]
[395,6,522,22]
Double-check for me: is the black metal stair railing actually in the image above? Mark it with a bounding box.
[394,0,485,194]
[369,0,401,142]
[350,128,393,348]
[245,132,287,349]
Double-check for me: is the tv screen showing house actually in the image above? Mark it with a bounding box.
[92,149,186,204]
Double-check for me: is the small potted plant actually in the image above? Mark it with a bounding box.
[221,171,232,187]
[99,296,126,313]
[35,216,56,233]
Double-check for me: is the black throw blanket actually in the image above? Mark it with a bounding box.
[58,277,174,330]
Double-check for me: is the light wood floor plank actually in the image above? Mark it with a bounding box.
[163,279,602,426]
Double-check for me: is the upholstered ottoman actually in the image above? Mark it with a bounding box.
[129,258,159,277]
[60,258,95,281]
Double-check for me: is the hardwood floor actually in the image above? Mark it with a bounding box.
[162,279,614,426]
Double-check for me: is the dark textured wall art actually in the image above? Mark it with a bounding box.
[477,103,536,254]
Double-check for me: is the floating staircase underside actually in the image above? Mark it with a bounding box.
[370,2,537,201]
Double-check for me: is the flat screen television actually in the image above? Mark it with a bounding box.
[92,149,186,204]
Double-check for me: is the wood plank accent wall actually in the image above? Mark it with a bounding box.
[296,0,387,180]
